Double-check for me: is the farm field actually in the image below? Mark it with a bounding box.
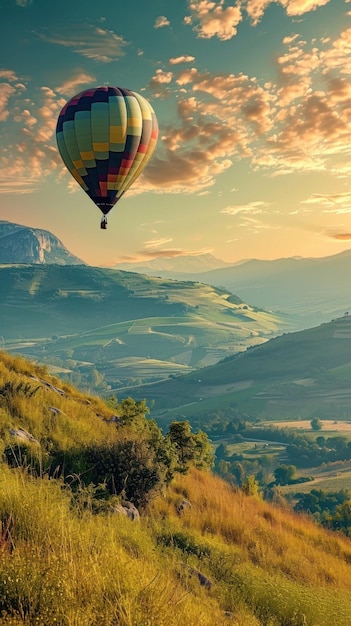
[282,462,351,494]
[269,419,351,434]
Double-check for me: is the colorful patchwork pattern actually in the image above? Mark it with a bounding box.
[56,86,158,215]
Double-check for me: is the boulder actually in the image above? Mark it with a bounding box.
[114,501,140,521]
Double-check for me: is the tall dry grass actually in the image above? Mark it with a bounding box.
[0,467,255,626]
[151,469,351,625]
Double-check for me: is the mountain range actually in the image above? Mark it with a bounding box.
[0,221,84,265]
[113,253,233,273]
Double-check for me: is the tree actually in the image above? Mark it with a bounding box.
[242,475,260,497]
[167,421,213,473]
[274,464,296,485]
[330,501,351,534]
[311,417,322,431]
[215,443,229,461]
[232,461,245,487]
[119,397,149,425]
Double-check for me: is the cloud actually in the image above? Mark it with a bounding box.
[302,192,351,213]
[16,0,32,5]
[56,73,96,96]
[0,70,18,82]
[154,16,170,28]
[185,0,333,35]
[144,237,173,248]
[185,0,243,41]
[0,179,37,194]
[36,24,128,62]
[282,34,299,45]
[3,16,350,205]
[148,69,174,98]
[0,78,68,191]
[141,24,351,193]
[321,26,351,76]
[246,0,331,26]
[136,247,213,259]
[221,201,270,215]
[108,248,213,264]
[13,109,37,127]
[0,83,16,121]
[169,55,196,65]
[326,232,351,240]
[282,0,330,17]
[144,113,235,192]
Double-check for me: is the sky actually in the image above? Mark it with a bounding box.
[1,0,351,266]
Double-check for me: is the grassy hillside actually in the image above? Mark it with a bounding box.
[1,352,351,625]
[127,250,351,330]
[0,264,286,389]
[127,314,351,425]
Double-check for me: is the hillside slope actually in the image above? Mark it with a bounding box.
[0,264,286,388]
[0,351,351,625]
[119,250,351,329]
[128,314,351,424]
[0,220,84,265]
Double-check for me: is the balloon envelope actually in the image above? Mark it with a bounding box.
[56,86,158,217]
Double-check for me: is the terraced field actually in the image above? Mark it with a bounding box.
[0,264,286,388]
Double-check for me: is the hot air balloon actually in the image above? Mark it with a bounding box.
[56,86,158,229]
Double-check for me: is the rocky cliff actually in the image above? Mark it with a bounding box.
[0,221,85,265]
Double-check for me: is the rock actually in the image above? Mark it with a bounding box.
[187,566,213,590]
[49,406,63,415]
[39,379,65,396]
[9,428,39,445]
[0,221,85,265]
[177,499,192,514]
[113,501,140,521]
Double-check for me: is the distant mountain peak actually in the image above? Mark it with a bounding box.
[0,221,85,265]
[113,253,231,274]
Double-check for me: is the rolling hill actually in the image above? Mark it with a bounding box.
[115,250,351,329]
[127,314,351,426]
[0,264,286,389]
[0,220,85,265]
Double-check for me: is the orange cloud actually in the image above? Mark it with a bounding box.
[169,55,196,65]
[0,83,16,121]
[56,73,96,96]
[154,16,170,28]
[136,248,212,259]
[328,232,351,240]
[148,70,174,98]
[246,0,331,26]
[185,0,243,41]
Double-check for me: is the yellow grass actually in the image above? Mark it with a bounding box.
[270,419,351,432]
